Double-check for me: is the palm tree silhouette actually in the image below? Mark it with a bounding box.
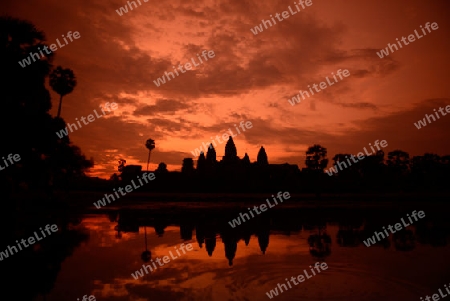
[49,66,77,118]
[145,139,155,171]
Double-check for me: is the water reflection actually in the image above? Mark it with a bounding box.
[141,226,151,262]
[106,207,450,263]
[16,206,450,301]
[308,230,332,259]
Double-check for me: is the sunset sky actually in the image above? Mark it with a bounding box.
[3,0,450,178]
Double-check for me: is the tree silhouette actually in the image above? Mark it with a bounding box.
[358,150,385,190]
[331,153,360,190]
[386,150,410,189]
[387,150,410,172]
[0,16,91,194]
[332,154,353,172]
[305,144,328,172]
[145,139,155,171]
[410,153,442,189]
[156,162,168,173]
[118,159,126,172]
[110,173,120,183]
[49,66,77,118]
[411,153,440,175]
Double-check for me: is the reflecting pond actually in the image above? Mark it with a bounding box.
[24,204,450,301]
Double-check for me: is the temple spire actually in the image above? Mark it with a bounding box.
[257,146,268,165]
[224,136,238,163]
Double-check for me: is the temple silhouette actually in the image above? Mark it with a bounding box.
[110,136,450,193]
[118,136,300,193]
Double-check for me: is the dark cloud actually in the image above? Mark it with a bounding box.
[134,99,189,116]
[146,117,195,133]
[337,102,378,110]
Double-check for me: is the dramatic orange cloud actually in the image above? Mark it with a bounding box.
[2,0,449,178]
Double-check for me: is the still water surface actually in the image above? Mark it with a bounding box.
[39,205,450,301]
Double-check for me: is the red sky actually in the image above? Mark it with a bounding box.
[2,0,450,178]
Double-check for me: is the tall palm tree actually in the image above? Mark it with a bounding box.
[145,139,155,171]
[49,66,77,118]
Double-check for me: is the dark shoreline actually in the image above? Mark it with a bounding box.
[10,191,450,215]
